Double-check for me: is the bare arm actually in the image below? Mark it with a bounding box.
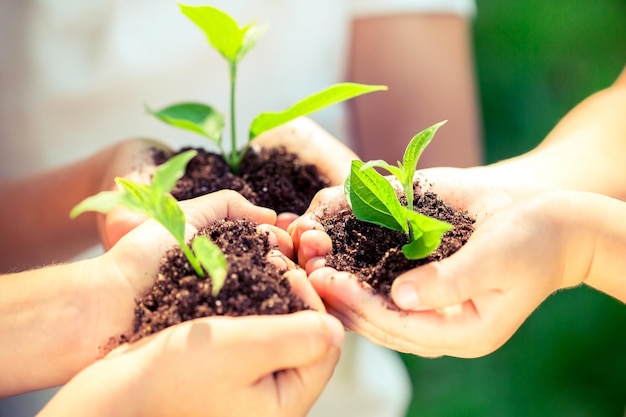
[347,13,482,167]
[491,65,626,200]
[0,139,163,272]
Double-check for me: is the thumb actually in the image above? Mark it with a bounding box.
[391,231,505,311]
[216,311,345,379]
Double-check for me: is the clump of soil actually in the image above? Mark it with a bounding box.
[153,145,330,214]
[120,218,308,344]
[321,184,475,300]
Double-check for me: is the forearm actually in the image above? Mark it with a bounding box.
[0,145,122,272]
[0,257,135,397]
[557,191,626,303]
[491,67,626,200]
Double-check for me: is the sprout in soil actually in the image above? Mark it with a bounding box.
[70,150,228,296]
[344,121,453,260]
[146,4,387,173]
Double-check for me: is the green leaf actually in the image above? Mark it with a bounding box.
[153,193,187,244]
[192,236,228,296]
[347,160,407,233]
[179,4,255,62]
[238,23,266,62]
[402,120,447,180]
[151,150,197,195]
[114,179,155,212]
[69,191,126,218]
[147,103,225,143]
[402,208,453,260]
[361,160,406,184]
[249,83,388,139]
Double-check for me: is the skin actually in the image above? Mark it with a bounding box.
[348,13,482,168]
[291,65,626,358]
[38,311,343,417]
[0,138,167,272]
[0,191,339,399]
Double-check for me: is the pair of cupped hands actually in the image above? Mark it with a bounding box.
[74,118,589,417]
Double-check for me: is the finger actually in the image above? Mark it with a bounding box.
[287,213,322,255]
[298,229,332,270]
[284,268,326,312]
[208,311,344,379]
[258,224,294,259]
[390,214,531,311]
[275,212,299,231]
[180,190,277,231]
[305,256,326,274]
[309,267,494,357]
[273,345,341,415]
[100,207,148,250]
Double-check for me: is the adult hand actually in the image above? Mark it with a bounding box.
[39,311,344,417]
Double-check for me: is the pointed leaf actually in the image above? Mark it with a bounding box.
[192,236,228,296]
[69,191,126,218]
[250,83,387,139]
[402,120,447,179]
[237,23,266,62]
[153,193,187,244]
[151,150,197,195]
[347,160,407,232]
[179,4,249,62]
[147,103,225,143]
[402,208,453,259]
[361,160,405,184]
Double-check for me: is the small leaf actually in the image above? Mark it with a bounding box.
[348,160,407,233]
[192,236,228,296]
[250,83,387,139]
[402,120,447,179]
[153,193,187,244]
[151,150,198,195]
[361,160,406,184]
[147,103,225,143]
[179,4,252,62]
[402,208,453,259]
[69,191,126,218]
[237,23,266,62]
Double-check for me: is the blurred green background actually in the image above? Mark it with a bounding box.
[401,0,626,416]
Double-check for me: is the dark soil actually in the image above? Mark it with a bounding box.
[321,183,475,301]
[153,145,330,215]
[120,218,308,344]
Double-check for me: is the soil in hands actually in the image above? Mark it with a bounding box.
[120,218,308,344]
[153,145,330,215]
[320,182,475,302]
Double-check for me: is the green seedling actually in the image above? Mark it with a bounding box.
[147,4,386,173]
[344,121,453,260]
[70,150,228,296]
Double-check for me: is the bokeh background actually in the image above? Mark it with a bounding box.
[401,0,626,416]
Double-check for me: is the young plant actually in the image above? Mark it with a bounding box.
[70,150,228,296]
[344,121,453,260]
[147,4,387,173]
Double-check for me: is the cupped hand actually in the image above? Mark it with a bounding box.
[40,311,344,417]
[90,190,313,352]
[292,166,580,357]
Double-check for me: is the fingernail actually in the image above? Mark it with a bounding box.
[321,315,345,347]
[394,282,420,310]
